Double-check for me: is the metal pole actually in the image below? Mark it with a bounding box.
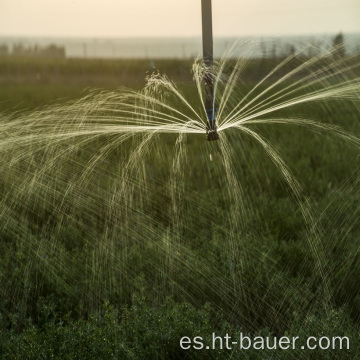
[202,0,219,141]
[202,0,213,67]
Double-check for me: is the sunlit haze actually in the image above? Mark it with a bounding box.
[1,0,359,38]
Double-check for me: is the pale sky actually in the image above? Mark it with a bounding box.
[0,0,359,38]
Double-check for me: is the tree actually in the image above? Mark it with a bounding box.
[332,32,345,58]
[0,44,8,55]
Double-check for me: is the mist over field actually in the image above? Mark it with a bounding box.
[1,34,360,59]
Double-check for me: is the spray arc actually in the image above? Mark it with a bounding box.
[202,0,219,141]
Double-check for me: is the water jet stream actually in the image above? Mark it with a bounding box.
[1,42,360,343]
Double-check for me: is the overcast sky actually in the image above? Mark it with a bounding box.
[1,0,359,38]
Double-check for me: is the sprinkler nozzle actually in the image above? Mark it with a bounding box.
[206,107,219,141]
[207,129,219,141]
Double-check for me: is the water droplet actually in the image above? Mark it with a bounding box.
[210,154,212,161]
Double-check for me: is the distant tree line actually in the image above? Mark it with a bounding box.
[0,43,65,58]
[0,32,356,60]
[259,32,353,60]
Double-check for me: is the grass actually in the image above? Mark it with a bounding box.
[0,54,359,359]
[0,57,195,111]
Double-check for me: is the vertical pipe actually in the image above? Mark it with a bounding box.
[202,0,219,141]
[202,0,214,68]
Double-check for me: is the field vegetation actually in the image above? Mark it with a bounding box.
[0,53,359,359]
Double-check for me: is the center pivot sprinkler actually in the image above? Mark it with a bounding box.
[202,0,219,141]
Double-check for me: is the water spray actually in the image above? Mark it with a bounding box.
[202,0,219,141]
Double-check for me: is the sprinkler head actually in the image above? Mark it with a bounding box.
[206,128,219,141]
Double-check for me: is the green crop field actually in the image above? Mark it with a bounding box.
[0,54,359,359]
